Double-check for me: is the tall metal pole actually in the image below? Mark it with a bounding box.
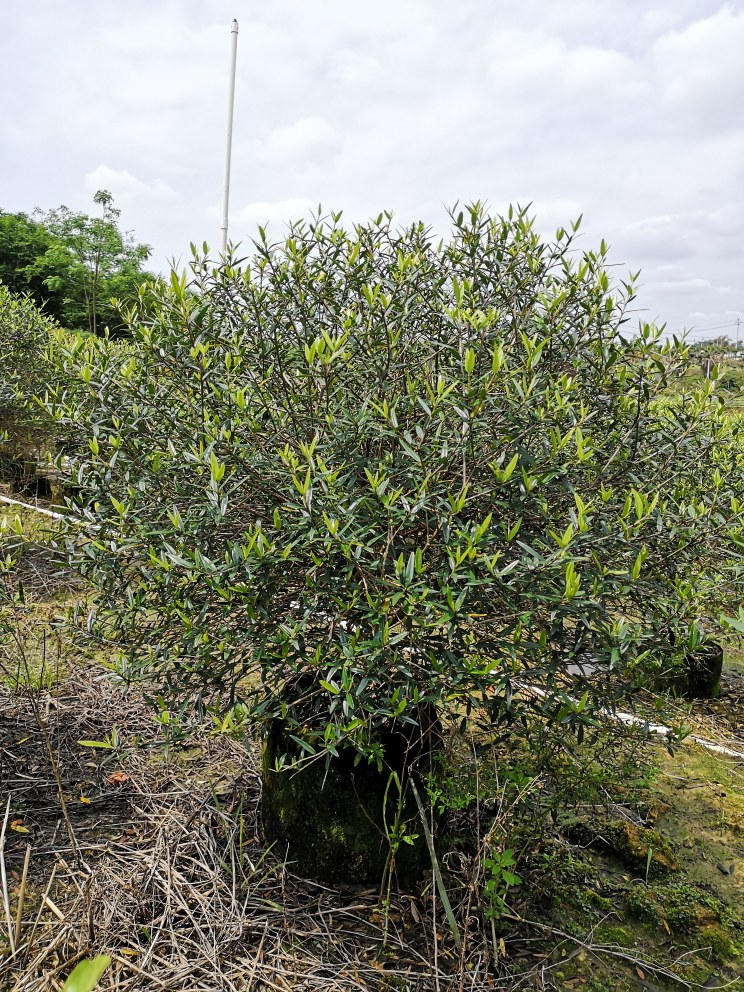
[220,19,239,255]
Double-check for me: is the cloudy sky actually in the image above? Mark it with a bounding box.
[2,0,742,341]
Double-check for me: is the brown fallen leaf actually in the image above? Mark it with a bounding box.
[636,965,646,980]
[106,770,130,786]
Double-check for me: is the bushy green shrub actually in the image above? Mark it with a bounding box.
[46,205,744,760]
[0,283,58,464]
[717,363,744,393]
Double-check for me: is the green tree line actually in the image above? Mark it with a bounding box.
[0,190,153,336]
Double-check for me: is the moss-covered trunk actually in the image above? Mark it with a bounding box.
[685,642,723,699]
[261,710,440,884]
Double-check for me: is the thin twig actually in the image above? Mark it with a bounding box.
[1,795,16,954]
[14,843,32,948]
[508,913,739,990]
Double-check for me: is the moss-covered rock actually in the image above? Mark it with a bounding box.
[261,712,440,884]
[624,877,743,963]
[561,816,678,877]
[606,822,679,876]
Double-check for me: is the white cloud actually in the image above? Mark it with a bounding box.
[252,118,341,166]
[653,6,744,133]
[84,166,178,202]
[328,50,385,88]
[234,198,316,229]
[0,0,741,337]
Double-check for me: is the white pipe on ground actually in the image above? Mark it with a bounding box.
[0,493,73,523]
[523,683,744,759]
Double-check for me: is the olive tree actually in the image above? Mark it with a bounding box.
[46,205,744,876]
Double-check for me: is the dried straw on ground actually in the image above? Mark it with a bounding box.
[2,671,507,992]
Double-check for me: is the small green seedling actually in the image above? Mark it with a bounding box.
[78,726,120,750]
[483,849,522,919]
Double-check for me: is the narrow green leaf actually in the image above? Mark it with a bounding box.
[62,955,111,992]
[410,780,461,950]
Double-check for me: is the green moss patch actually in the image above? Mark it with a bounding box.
[559,814,679,877]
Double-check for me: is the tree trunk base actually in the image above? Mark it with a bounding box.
[261,712,440,884]
[685,643,723,699]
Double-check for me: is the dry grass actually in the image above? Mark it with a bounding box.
[1,669,514,992]
[5,666,740,992]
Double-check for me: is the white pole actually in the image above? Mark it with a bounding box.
[220,19,239,255]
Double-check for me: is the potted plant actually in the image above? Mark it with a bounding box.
[47,205,744,881]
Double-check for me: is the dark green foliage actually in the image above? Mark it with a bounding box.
[262,712,435,882]
[0,284,58,460]
[46,204,744,763]
[0,211,68,324]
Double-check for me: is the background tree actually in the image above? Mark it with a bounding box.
[688,336,736,356]
[36,190,152,336]
[0,284,59,468]
[0,211,68,324]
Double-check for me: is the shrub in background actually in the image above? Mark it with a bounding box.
[0,283,60,476]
